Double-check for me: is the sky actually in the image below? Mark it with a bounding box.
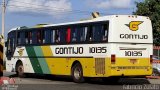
[0,0,143,37]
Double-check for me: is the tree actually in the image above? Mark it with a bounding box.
[133,0,160,45]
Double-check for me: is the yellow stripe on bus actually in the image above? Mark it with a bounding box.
[41,46,54,74]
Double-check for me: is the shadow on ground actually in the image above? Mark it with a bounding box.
[8,73,150,85]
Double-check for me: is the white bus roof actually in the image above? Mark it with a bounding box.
[44,15,149,27]
[8,15,150,32]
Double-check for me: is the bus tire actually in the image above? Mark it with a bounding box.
[16,62,25,78]
[71,63,84,83]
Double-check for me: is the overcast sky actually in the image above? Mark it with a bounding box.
[0,0,143,37]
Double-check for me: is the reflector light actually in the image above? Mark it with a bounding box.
[111,54,116,64]
[150,55,153,64]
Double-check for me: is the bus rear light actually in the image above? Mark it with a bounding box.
[111,54,116,64]
[150,55,153,64]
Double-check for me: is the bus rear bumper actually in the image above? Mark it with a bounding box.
[109,66,152,77]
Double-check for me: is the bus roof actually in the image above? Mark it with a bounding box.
[8,15,150,32]
[43,15,150,28]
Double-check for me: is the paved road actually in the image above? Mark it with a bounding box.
[1,72,160,90]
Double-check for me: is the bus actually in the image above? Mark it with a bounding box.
[5,15,153,83]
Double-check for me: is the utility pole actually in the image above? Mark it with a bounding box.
[1,0,6,66]
[2,0,6,39]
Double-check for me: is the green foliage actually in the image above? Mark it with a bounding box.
[133,0,160,45]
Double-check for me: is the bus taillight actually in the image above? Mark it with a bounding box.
[150,55,153,64]
[111,54,116,64]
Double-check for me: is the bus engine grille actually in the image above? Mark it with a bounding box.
[95,58,105,75]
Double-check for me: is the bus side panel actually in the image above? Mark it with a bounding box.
[6,47,35,73]
[81,57,112,77]
[68,57,111,77]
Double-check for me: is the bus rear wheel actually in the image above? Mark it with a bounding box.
[71,63,84,83]
[16,62,25,78]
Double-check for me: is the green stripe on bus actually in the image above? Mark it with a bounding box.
[34,46,50,74]
[26,46,43,74]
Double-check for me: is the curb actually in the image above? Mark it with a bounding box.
[146,76,160,79]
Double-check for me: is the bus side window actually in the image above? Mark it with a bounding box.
[92,24,103,42]
[76,27,81,42]
[7,39,11,52]
[86,26,93,41]
[17,32,20,44]
[42,30,45,43]
[84,27,88,41]
[41,30,50,44]
[32,31,37,44]
[25,32,28,44]
[42,30,50,43]
[66,28,71,43]
[43,30,51,44]
[77,26,88,42]
[71,27,77,42]
[31,32,33,44]
[51,30,55,43]
[8,32,16,55]
[18,32,25,45]
[22,32,25,44]
[29,31,32,44]
[59,29,66,43]
[102,24,108,41]
[37,30,42,44]
[55,30,59,43]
